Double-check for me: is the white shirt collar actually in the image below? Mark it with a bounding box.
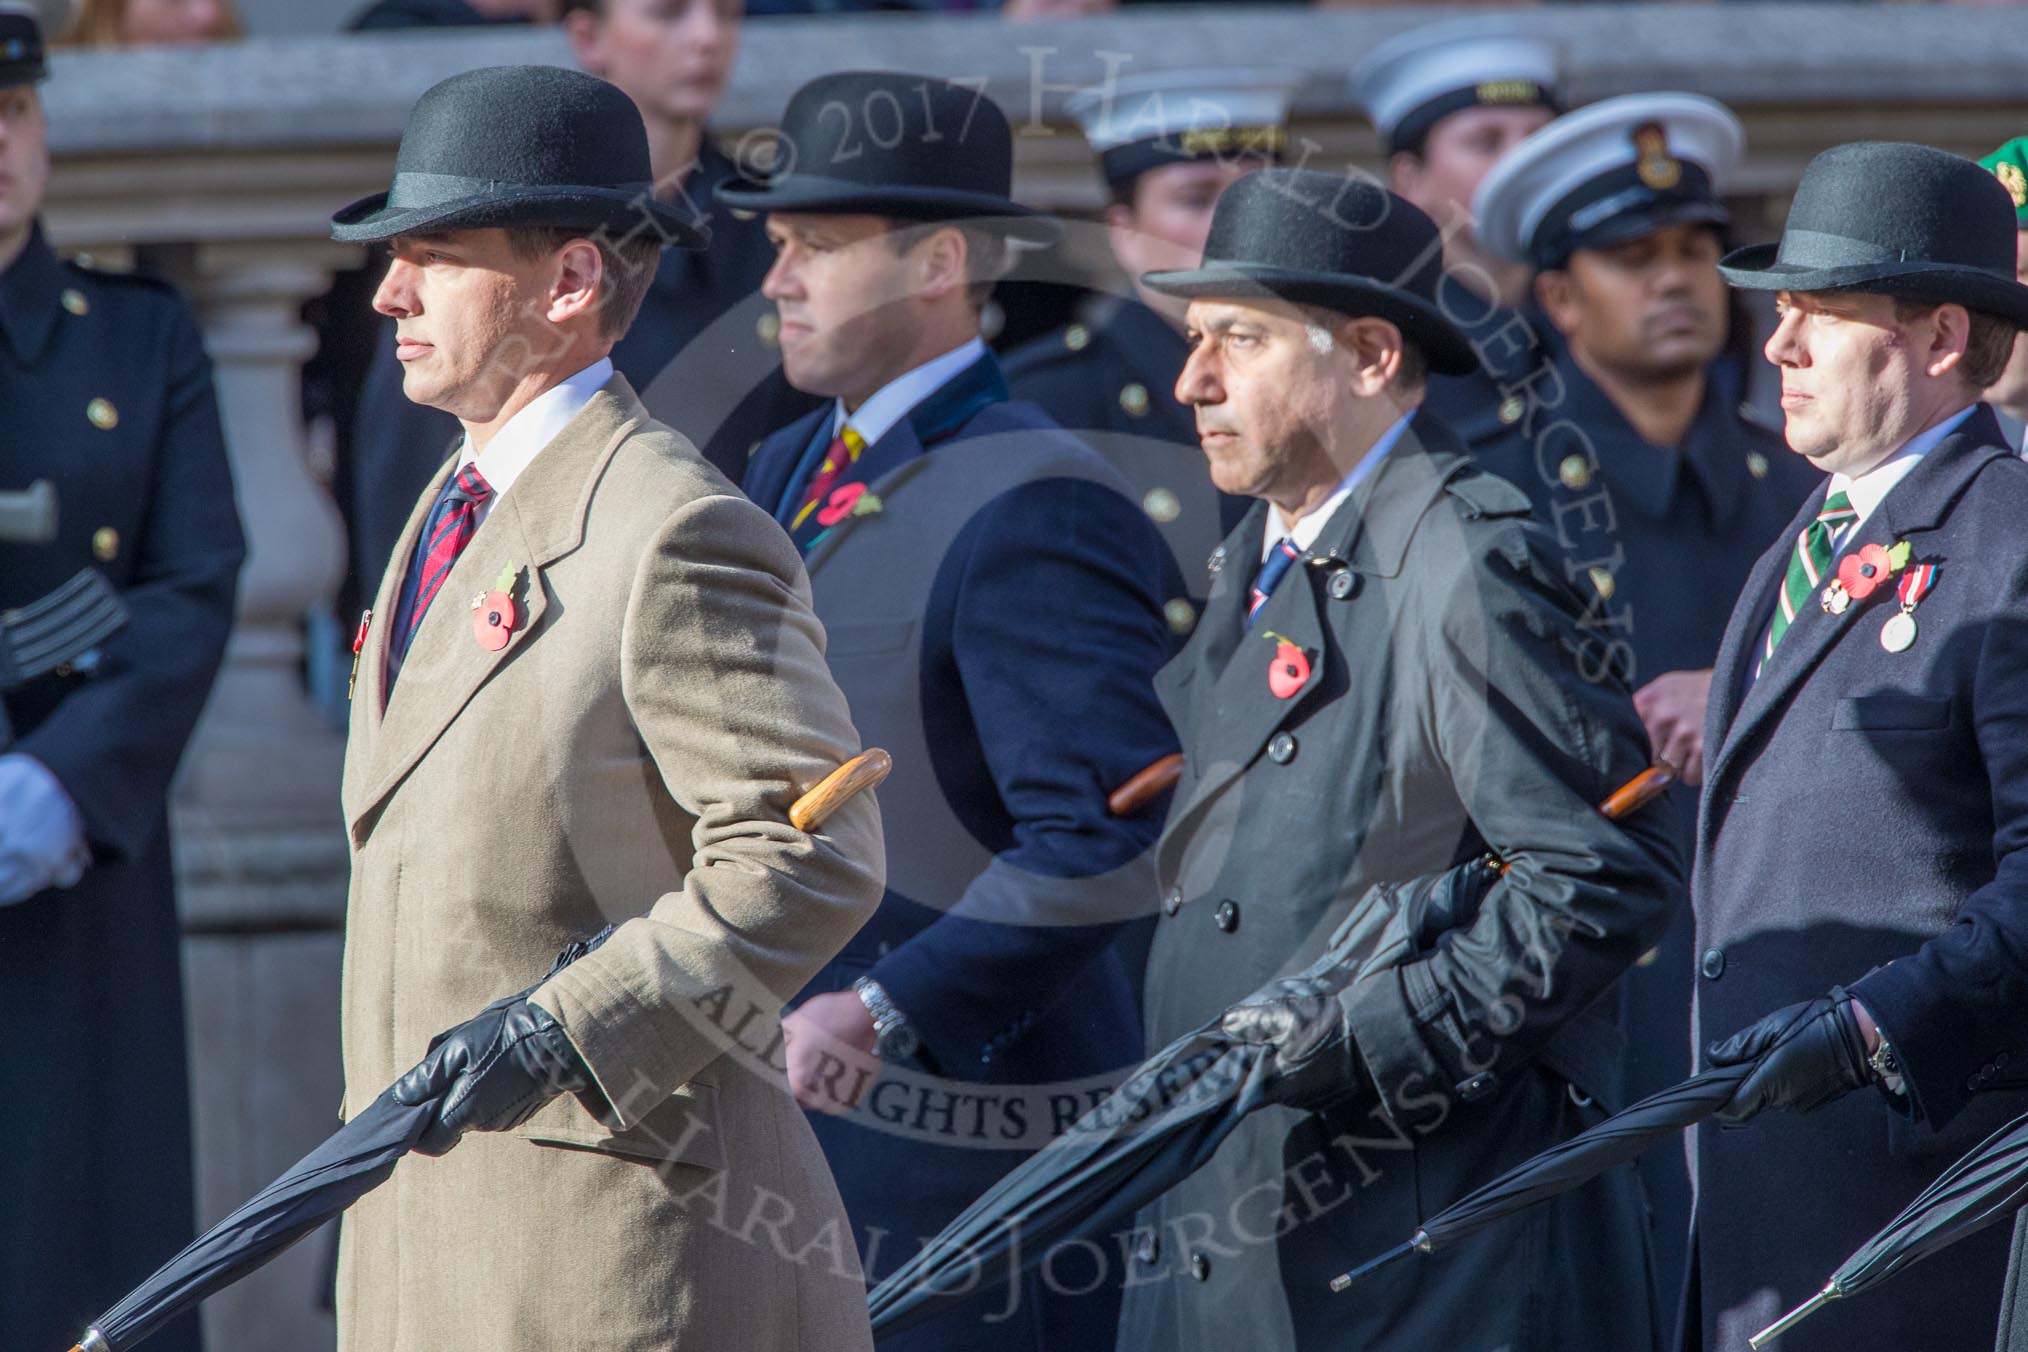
[833,336,989,447]
[1830,403,1975,539]
[1262,412,1415,560]
[457,357,614,508]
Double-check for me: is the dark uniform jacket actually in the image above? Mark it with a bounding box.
[1003,295,1249,642]
[0,226,244,1352]
[1473,348,1818,1303]
[1419,278,1558,453]
[1689,405,2028,1352]
[1118,409,1684,1352]
[746,352,1178,1351]
[348,139,817,591]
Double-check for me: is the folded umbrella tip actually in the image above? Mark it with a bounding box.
[1328,1233,1426,1292]
[1748,1283,1839,1349]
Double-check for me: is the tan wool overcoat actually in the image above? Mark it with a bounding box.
[335,375,884,1351]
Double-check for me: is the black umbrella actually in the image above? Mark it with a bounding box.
[1748,1108,2028,1349]
[67,1088,434,1352]
[64,926,614,1352]
[866,913,1369,1336]
[868,762,1677,1335]
[1328,1061,1754,1291]
[66,749,892,1352]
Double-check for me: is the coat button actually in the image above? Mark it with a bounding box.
[1558,454,1592,490]
[87,397,119,430]
[92,527,119,561]
[1120,383,1150,417]
[1746,450,1770,480]
[756,312,781,348]
[61,287,88,316]
[1162,887,1183,918]
[1328,570,1357,600]
[1701,949,1726,980]
[1268,732,1297,765]
[1064,323,1090,352]
[1163,598,1198,636]
[1214,900,1239,933]
[1189,1251,1211,1282]
[1456,1072,1498,1102]
[1137,1231,1161,1265]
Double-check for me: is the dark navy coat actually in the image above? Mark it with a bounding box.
[1473,347,1819,1302]
[0,226,243,1352]
[1002,295,1249,643]
[348,139,818,591]
[1118,411,1684,1352]
[746,353,1178,1350]
[1688,405,2028,1352]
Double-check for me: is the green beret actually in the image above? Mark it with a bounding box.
[1979,136,2028,229]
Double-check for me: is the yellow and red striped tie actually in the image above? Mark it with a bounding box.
[791,425,867,532]
[1758,489,1857,675]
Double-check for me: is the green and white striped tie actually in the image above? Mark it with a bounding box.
[1758,489,1857,676]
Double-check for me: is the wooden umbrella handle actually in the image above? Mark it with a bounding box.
[1490,761,1677,876]
[1599,761,1678,821]
[1108,752,1185,818]
[789,749,893,832]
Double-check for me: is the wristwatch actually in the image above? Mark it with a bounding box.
[852,976,920,1062]
[1870,1034,1907,1098]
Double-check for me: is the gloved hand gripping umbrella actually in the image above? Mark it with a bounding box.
[865,761,1676,1336]
[63,748,892,1352]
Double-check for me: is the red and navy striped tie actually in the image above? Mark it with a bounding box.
[1248,539,1302,625]
[389,461,493,672]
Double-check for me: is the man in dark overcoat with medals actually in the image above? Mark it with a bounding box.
[1684,141,2028,1352]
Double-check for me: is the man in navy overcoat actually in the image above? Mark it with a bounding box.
[1688,142,2028,1352]
[730,72,1177,1351]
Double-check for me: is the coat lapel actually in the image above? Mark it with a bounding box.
[344,451,458,814]
[745,403,831,523]
[346,377,645,837]
[1705,407,2012,794]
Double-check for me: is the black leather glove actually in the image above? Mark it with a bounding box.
[1220,976,1366,1112]
[1708,994,1870,1123]
[393,999,594,1157]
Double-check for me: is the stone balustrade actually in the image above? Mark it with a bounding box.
[31,7,2023,1345]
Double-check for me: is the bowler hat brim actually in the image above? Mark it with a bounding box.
[713,175,1060,246]
[330,186,709,250]
[1141,262,1479,375]
[1719,242,2028,328]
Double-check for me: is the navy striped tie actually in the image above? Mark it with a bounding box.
[1249,539,1302,625]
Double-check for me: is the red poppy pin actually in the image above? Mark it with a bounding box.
[1261,630,1311,699]
[472,564,522,652]
[1823,540,1911,614]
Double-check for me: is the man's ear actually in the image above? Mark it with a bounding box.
[1341,316,1405,398]
[911,225,968,303]
[563,9,604,75]
[1535,267,1580,340]
[549,239,605,326]
[1921,302,1973,382]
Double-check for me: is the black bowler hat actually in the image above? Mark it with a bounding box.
[331,65,706,250]
[1142,168,1477,375]
[1719,141,2028,328]
[0,3,46,90]
[714,71,1058,246]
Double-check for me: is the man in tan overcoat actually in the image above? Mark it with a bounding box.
[326,64,884,1349]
